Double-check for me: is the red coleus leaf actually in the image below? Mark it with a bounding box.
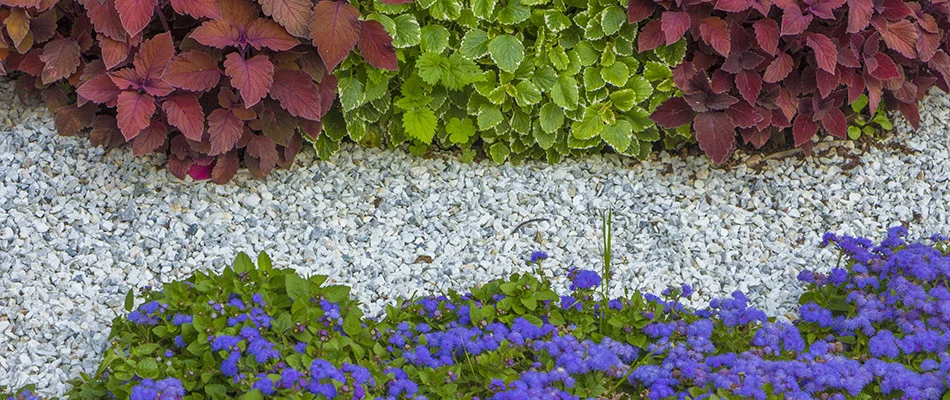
[726,100,760,128]
[310,0,361,72]
[781,6,813,36]
[753,19,779,55]
[358,20,398,71]
[269,69,324,121]
[711,70,733,93]
[792,114,819,146]
[741,128,771,149]
[880,0,912,20]
[90,115,125,149]
[897,101,919,129]
[190,20,241,48]
[189,157,215,180]
[650,97,695,128]
[212,151,240,184]
[223,53,274,108]
[257,0,312,37]
[4,8,31,50]
[99,36,130,69]
[170,0,221,19]
[116,90,156,140]
[134,32,175,78]
[54,103,97,136]
[109,69,142,90]
[735,70,762,104]
[82,0,127,41]
[815,68,838,98]
[846,0,872,33]
[163,51,222,92]
[807,0,846,19]
[869,52,900,80]
[245,19,299,51]
[660,11,690,45]
[917,30,939,63]
[162,93,205,141]
[115,0,158,37]
[627,0,655,23]
[820,108,847,139]
[805,33,837,72]
[246,134,278,175]
[207,108,245,156]
[879,20,918,59]
[715,0,752,12]
[132,120,168,156]
[77,74,121,105]
[694,112,737,164]
[638,19,665,52]
[699,17,730,57]
[39,38,81,85]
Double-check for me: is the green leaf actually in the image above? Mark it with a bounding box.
[573,42,599,66]
[460,29,490,59]
[421,25,450,53]
[847,125,861,139]
[124,288,135,312]
[643,61,673,82]
[601,62,629,87]
[488,35,525,73]
[489,142,509,163]
[233,252,254,274]
[609,89,637,111]
[628,106,655,132]
[240,390,265,400]
[442,54,484,90]
[626,75,653,103]
[478,105,504,129]
[257,251,272,272]
[205,384,228,400]
[584,68,606,91]
[135,358,159,379]
[402,108,438,144]
[513,80,542,107]
[544,11,572,32]
[572,106,605,139]
[472,0,496,20]
[416,52,446,85]
[850,94,869,113]
[446,117,477,144]
[601,6,625,36]
[391,15,421,48]
[496,0,529,24]
[343,308,363,336]
[549,46,570,71]
[285,273,310,302]
[338,77,365,112]
[551,75,579,110]
[539,103,565,133]
[428,0,461,20]
[601,119,633,152]
[533,65,557,91]
[655,40,687,65]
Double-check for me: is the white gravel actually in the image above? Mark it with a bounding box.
[0,78,948,397]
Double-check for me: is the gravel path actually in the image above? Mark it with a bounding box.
[1,79,949,396]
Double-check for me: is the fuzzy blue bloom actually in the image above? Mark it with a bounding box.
[570,270,601,291]
[529,251,548,263]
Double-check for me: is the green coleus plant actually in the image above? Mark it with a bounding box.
[320,0,688,164]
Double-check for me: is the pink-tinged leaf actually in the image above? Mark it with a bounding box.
[755,106,773,131]
[869,52,900,80]
[190,20,241,49]
[710,70,733,93]
[278,134,303,168]
[660,11,690,45]
[269,69,324,121]
[39,38,81,85]
[816,68,838,98]
[246,19,299,51]
[77,74,121,105]
[807,0,845,19]
[220,0,260,28]
[109,68,142,90]
[212,151,239,183]
[693,112,737,164]
[781,6,813,36]
[777,88,798,120]
[116,90,156,140]
[132,120,167,156]
[115,0,158,37]
[143,80,175,98]
[223,53,274,108]
[650,97,695,128]
[246,135,278,174]
[257,0,311,37]
[358,20,398,70]
[741,128,771,149]
[917,30,939,63]
[90,115,125,149]
[637,19,665,52]
[310,0,360,71]
[880,20,918,59]
[162,51,222,92]
[753,19,779,55]
[207,108,244,156]
[133,32,175,78]
[318,73,338,114]
[865,74,883,111]
[820,108,846,139]
[99,36,130,69]
[929,51,950,85]
[763,53,793,83]
[714,0,751,12]
[298,119,322,140]
[880,0,912,19]
[805,33,837,73]
[30,9,57,43]
[167,156,193,180]
[792,114,818,146]
[627,0,655,23]
[189,158,215,180]
[898,101,919,129]
[170,0,221,19]
[54,103,97,136]
[846,0,872,33]
[735,70,762,105]
[699,17,730,57]
[82,0,127,41]
[163,93,205,141]
[726,100,760,128]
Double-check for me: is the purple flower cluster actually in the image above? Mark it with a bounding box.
[129,378,184,400]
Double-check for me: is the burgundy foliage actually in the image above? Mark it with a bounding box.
[635,0,950,164]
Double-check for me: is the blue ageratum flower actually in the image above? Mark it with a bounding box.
[569,270,601,291]
[529,251,548,263]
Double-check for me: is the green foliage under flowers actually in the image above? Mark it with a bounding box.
[324,0,689,164]
[847,95,895,141]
